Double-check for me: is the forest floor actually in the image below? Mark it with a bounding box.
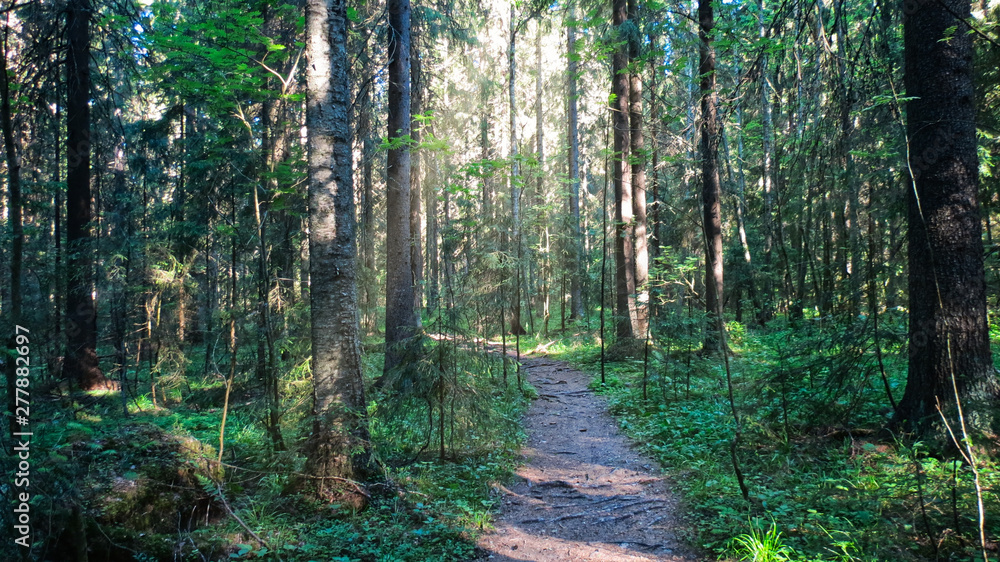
[475,350,701,562]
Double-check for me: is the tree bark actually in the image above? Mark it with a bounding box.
[410,27,424,326]
[566,2,584,321]
[65,0,107,389]
[2,18,23,433]
[699,0,724,353]
[612,0,635,340]
[897,0,999,431]
[304,0,373,494]
[508,6,527,336]
[385,0,417,372]
[425,145,439,317]
[628,0,648,336]
[758,0,775,323]
[834,1,861,316]
[535,23,548,333]
[358,36,377,333]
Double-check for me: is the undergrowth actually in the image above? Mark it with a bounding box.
[533,314,1000,562]
[2,336,531,561]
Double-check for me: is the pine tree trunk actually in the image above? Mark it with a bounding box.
[566,2,584,321]
[699,0,724,353]
[897,0,999,431]
[2,20,23,433]
[358,41,376,333]
[480,76,493,220]
[410,30,424,326]
[612,0,635,340]
[759,0,778,322]
[535,23,548,332]
[834,3,861,316]
[65,0,106,389]
[303,0,373,496]
[508,7,527,336]
[425,148,439,317]
[385,0,417,372]
[628,0,648,336]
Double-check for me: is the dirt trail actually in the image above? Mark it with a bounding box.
[476,351,700,562]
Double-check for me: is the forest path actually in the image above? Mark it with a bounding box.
[475,349,700,562]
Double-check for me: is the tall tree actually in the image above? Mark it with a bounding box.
[385,0,417,372]
[303,0,373,493]
[410,16,424,325]
[509,4,527,336]
[757,0,775,323]
[357,22,377,333]
[2,12,23,433]
[566,1,584,321]
[897,0,999,430]
[699,0,724,353]
[65,0,106,389]
[612,0,635,340]
[628,0,648,335]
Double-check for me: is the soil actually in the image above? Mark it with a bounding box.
[475,350,702,562]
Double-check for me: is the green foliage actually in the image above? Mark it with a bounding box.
[543,325,1000,562]
[0,330,527,561]
[730,519,793,562]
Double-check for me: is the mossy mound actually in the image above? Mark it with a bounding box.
[55,423,227,560]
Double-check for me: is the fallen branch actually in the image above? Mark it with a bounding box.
[212,482,271,552]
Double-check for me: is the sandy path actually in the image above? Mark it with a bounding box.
[475,352,701,562]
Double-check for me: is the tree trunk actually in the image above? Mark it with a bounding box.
[725,112,763,325]
[425,146,439,317]
[612,0,635,340]
[535,23,548,333]
[508,6,527,336]
[358,39,377,333]
[384,0,417,373]
[410,20,424,325]
[897,0,999,431]
[699,0,724,353]
[759,0,775,322]
[303,0,373,497]
[566,2,584,321]
[648,31,663,314]
[480,75,493,220]
[834,1,861,316]
[65,0,107,390]
[628,0,648,336]
[253,179,283,450]
[2,19,23,433]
